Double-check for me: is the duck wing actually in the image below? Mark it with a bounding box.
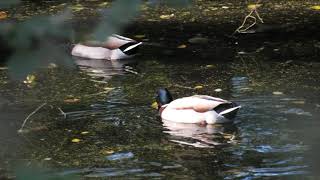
[103,34,135,49]
[167,96,229,113]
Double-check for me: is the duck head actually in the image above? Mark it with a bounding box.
[156,88,173,109]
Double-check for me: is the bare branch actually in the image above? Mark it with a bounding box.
[18,102,47,133]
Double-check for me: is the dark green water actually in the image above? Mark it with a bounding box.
[1,53,319,179]
[1,0,320,179]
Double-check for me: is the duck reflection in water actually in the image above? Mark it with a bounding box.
[73,57,136,80]
[162,120,238,148]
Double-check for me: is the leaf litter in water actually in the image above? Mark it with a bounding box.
[177,44,187,48]
[0,11,8,19]
[310,5,320,10]
[71,138,81,143]
[194,85,203,89]
[247,4,262,10]
[159,14,174,19]
[134,34,146,39]
[273,91,284,95]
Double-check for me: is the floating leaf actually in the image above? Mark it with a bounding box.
[237,51,246,55]
[177,44,187,49]
[273,91,283,95]
[311,5,320,10]
[134,34,146,38]
[0,11,8,19]
[64,98,80,103]
[99,2,109,7]
[247,4,262,10]
[71,138,81,143]
[23,74,36,84]
[292,100,305,105]
[151,101,158,109]
[206,64,215,68]
[101,149,115,155]
[70,4,84,12]
[194,85,203,89]
[188,37,208,44]
[214,88,222,92]
[160,14,174,20]
[221,6,229,9]
[81,131,89,135]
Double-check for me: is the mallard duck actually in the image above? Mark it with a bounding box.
[156,88,241,124]
[71,34,142,60]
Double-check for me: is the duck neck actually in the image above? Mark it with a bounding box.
[158,104,168,115]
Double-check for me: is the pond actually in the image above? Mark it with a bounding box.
[1,47,319,179]
[1,0,320,179]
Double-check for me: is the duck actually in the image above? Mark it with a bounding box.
[71,34,142,60]
[156,88,241,124]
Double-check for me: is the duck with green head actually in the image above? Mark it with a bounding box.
[156,88,241,124]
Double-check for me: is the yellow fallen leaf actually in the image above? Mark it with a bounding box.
[81,131,89,135]
[71,4,84,12]
[71,138,81,143]
[273,91,283,95]
[177,44,187,49]
[311,5,320,10]
[292,100,305,105]
[64,98,80,103]
[23,74,36,84]
[188,37,209,44]
[101,149,114,155]
[194,85,203,89]
[0,11,8,20]
[134,34,146,38]
[206,64,215,68]
[247,4,262,10]
[151,102,158,109]
[160,14,174,20]
[99,2,108,7]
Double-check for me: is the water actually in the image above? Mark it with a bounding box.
[2,55,319,179]
[1,0,320,179]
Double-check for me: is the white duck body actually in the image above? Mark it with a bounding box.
[160,95,240,124]
[71,34,142,60]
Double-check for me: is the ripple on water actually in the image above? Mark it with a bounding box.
[254,144,307,153]
[225,165,308,179]
[106,152,134,161]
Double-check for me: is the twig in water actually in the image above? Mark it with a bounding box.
[172,84,194,90]
[232,1,264,35]
[90,80,109,84]
[58,107,67,119]
[18,103,47,133]
[124,66,139,75]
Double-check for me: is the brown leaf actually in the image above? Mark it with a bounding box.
[0,11,8,20]
[64,98,80,103]
[177,44,187,49]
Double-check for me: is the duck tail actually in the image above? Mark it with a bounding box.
[219,106,241,120]
[123,42,142,53]
[112,34,134,41]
